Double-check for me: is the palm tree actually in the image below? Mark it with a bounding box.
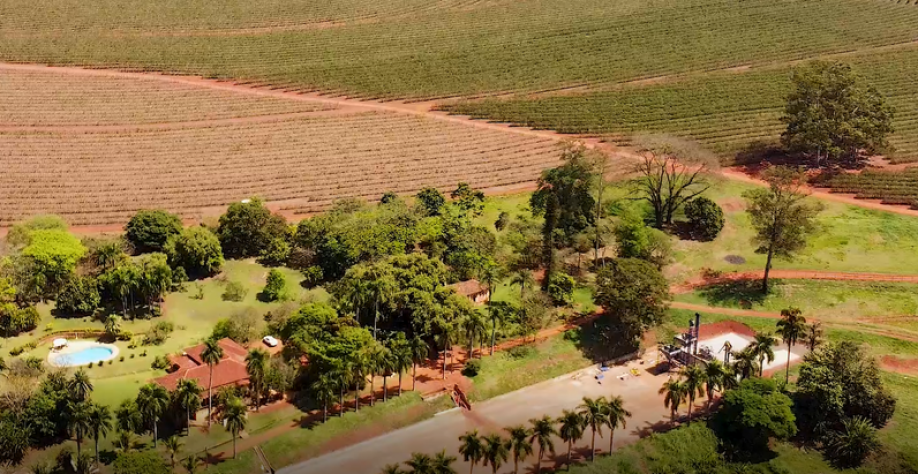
[603,396,631,454]
[558,409,585,463]
[437,325,455,379]
[136,383,169,448]
[750,331,777,377]
[379,345,397,402]
[348,351,369,412]
[510,270,534,299]
[74,452,93,474]
[529,416,556,474]
[182,454,202,474]
[659,378,686,423]
[175,378,203,434]
[29,462,52,474]
[104,315,122,339]
[68,401,92,459]
[381,464,405,474]
[391,333,413,396]
[805,322,824,352]
[113,430,134,453]
[825,417,881,468]
[245,348,270,411]
[464,312,487,359]
[482,434,510,474]
[405,452,435,474]
[703,360,731,408]
[776,308,807,383]
[410,336,428,391]
[366,344,382,407]
[163,435,183,469]
[201,337,224,427]
[680,365,707,422]
[69,370,94,402]
[458,430,485,474]
[433,450,458,474]
[505,426,533,474]
[222,396,247,459]
[732,348,760,380]
[578,397,607,461]
[312,374,336,422]
[480,262,503,356]
[87,403,112,467]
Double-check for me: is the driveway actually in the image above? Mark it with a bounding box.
[279,357,671,474]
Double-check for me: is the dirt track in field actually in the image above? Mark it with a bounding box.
[670,269,918,295]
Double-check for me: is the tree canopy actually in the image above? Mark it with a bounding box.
[125,210,184,253]
[163,227,224,278]
[217,198,288,259]
[712,378,797,455]
[531,144,597,244]
[781,61,894,165]
[594,258,670,342]
[21,230,86,294]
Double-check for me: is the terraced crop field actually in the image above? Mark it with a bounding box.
[0,67,563,226]
[2,0,918,99]
[443,43,918,163]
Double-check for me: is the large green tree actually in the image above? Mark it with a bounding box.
[531,144,597,245]
[744,166,822,293]
[218,197,288,259]
[125,210,183,253]
[21,229,86,296]
[782,61,894,165]
[712,378,797,456]
[163,226,223,278]
[594,258,670,345]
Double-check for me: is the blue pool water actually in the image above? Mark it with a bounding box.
[54,346,114,367]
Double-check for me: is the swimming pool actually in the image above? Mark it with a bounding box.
[49,344,117,367]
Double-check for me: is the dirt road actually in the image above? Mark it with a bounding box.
[278,360,670,474]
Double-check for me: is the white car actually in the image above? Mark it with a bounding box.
[263,336,279,347]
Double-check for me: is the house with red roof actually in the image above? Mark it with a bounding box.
[153,338,251,394]
[447,279,490,305]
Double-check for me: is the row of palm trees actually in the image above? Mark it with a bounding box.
[383,396,631,474]
[659,309,822,423]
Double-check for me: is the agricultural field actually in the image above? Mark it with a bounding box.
[0,68,563,226]
[824,168,918,207]
[1,0,918,100]
[443,43,918,162]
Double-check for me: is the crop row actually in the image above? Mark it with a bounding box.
[825,171,918,207]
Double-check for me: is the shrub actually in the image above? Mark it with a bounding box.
[546,272,575,306]
[151,355,171,370]
[163,227,224,278]
[44,323,53,332]
[494,212,511,231]
[130,353,135,359]
[191,282,205,300]
[112,450,170,474]
[140,350,147,357]
[301,266,323,287]
[108,360,113,365]
[87,363,93,369]
[125,210,183,253]
[257,237,291,267]
[119,356,125,362]
[222,281,248,302]
[97,360,104,367]
[143,322,174,346]
[117,330,133,341]
[462,359,482,377]
[261,269,289,302]
[508,345,536,360]
[684,197,725,241]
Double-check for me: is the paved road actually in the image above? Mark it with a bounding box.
[279,359,670,474]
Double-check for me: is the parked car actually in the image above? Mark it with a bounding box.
[263,336,279,347]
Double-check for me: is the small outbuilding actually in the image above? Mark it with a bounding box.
[447,279,490,305]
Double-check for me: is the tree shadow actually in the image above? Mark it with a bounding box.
[572,318,640,364]
[697,280,767,308]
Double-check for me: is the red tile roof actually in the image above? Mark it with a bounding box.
[447,279,488,297]
[698,321,756,340]
[154,338,251,393]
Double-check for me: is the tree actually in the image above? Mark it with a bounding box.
[451,183,485,216]
[703,360,735,409]
[458,430,485,474]
[594,258,670,343]
[684,197,724,241]
[509,270,534,299]
[732,348,760,381]
[744,166,822,293]
[805,322,824,352]
[201,337,224,428]
[529,416,556,474]
[182,454,202,474]
[405,452,435,474]
[782,61,894,165]
[603,396,631,454]
[112,451,170,474]
[546,272,574,306]
[69,369,94,402]
[222,396,247,458]
[136,383,169,448]
[432,450,458,474]
[246,348,270,411]
[218,197,288,259]
[796,342,896,437]
[67,401,92,459]
[824,417,881,468]
[578,397,606,461]
[115,400,143,435]
[531,144,597,242]
[163,435,183,470]
[174,379,202,434]
[558,410,585,463]
[776,307,807,383]
[632,146,711,228]
[750,332,777,377]
[22,230,86,295]
[680,365,706,422]
[712,378,797,455]
[87,403,112,467]
[261,269,289,302]
[659,378,686,423]
[416,187,446,216]
[105,315,122,339]
[505,426,533,474]
[482,433,510,474]
[113,430,135,453]
[125,210,183,253]
[6,214,68,249]
[312,374,336,422]
[56,276,101,316]
[164,227,224,278]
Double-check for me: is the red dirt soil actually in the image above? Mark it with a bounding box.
[880,355,918,376]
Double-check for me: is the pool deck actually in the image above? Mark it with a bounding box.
[47,340,120,368]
